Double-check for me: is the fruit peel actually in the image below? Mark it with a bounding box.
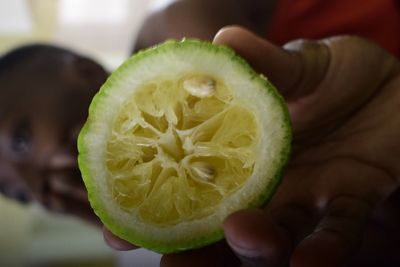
[78,39,292,253]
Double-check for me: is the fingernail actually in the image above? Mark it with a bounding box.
[227,241,268,267]
[226,238,261,258]
[236,254,267,267]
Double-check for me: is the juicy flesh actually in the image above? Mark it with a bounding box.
[106,74,259,226]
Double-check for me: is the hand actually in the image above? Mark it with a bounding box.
[105,26,400,266]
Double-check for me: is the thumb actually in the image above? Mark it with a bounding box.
[213,26,329,99]
[214,26,398,138]
[223,209,291,267]
[213,26,330,136]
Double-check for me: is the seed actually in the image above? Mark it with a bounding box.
[183,76,216,98]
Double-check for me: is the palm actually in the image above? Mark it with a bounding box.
[281,36,399,220]
[262,36,400,266]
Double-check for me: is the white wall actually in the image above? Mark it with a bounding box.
[0,0,156,70]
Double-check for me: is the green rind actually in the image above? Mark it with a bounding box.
[77,39,292,254]
[239,74,292,210]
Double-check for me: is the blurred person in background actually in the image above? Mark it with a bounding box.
[0,44,118,267]
[0,44,107,224]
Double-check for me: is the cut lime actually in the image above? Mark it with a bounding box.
[78,39,291,253]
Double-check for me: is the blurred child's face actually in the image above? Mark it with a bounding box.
[0,55,106,223]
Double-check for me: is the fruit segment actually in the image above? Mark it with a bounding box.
[106,74,259,225]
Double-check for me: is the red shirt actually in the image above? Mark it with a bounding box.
[268,0,400,57]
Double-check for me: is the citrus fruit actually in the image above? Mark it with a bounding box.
[78,39,291,253]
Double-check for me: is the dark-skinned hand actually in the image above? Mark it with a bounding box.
[104,26,400,267]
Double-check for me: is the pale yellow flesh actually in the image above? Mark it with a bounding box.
[106,73,259,226]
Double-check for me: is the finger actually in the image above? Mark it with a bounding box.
[267,203,317,247]
[213,26,330,100]
[213,26,331,135]
[103,227,139,251]
[291,195,370,267]
[223,209,291,267]
[265,166,320,246]
[351,189,400,265]
[282,39,330,100]
[161,241,240,267]
[213,26,302,95]
[284,36,396,138]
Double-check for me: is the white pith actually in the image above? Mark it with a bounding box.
[81,44,288,246]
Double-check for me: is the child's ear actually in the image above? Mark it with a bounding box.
[63,56,109,93]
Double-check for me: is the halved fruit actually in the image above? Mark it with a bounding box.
[78,39,291,253]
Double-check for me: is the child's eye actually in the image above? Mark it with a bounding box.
[11,119,31,155]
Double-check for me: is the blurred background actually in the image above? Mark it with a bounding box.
[0,0,163,266]
[0,0,165,70]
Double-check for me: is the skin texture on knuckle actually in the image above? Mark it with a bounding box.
[288,35,400,143]
[282,38,330,100]
[323,35,399,79]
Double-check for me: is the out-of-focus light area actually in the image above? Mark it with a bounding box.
[0,0,158,69]
[0,0,33,34]
[0,194,161,267]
